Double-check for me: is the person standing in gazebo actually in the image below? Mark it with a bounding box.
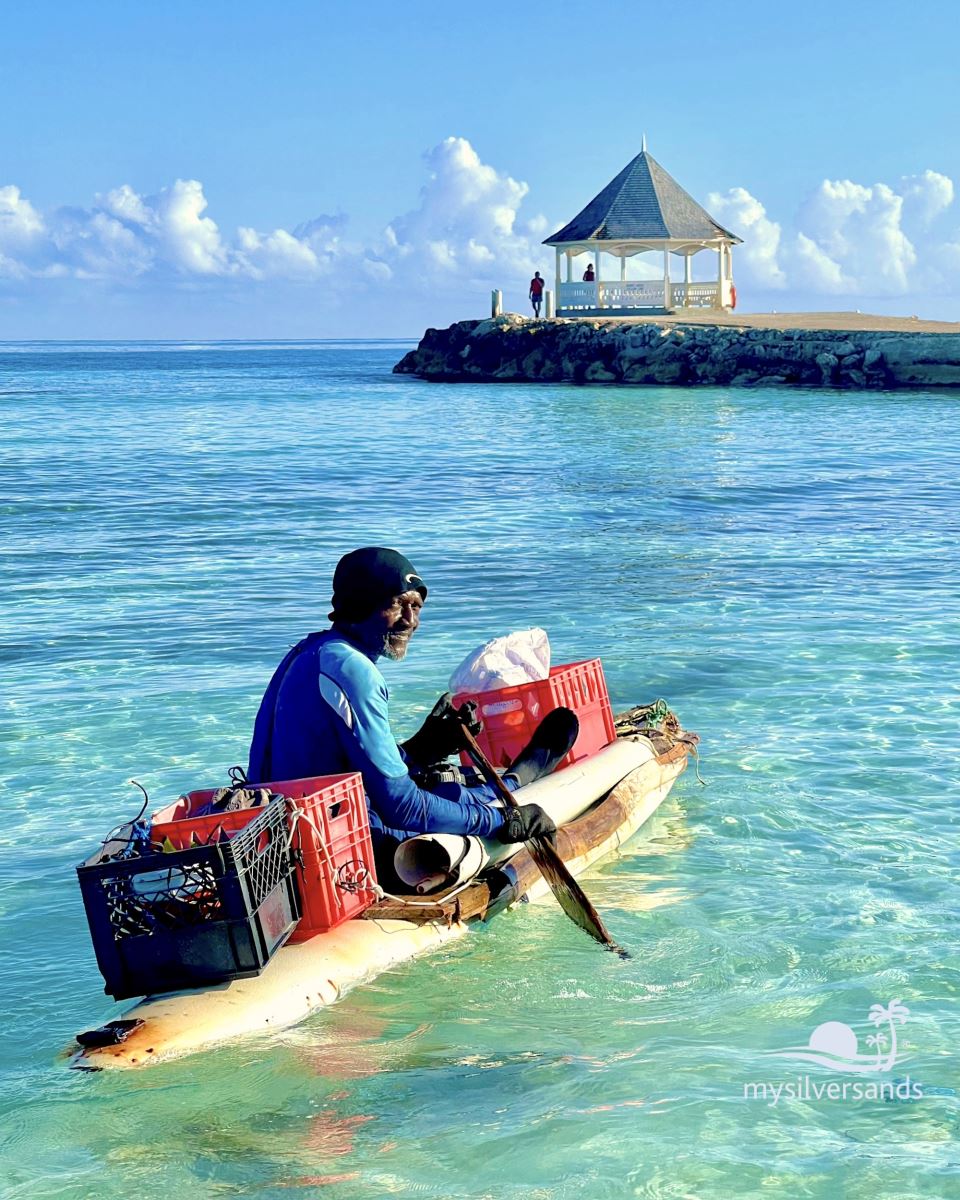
[529,271,545,317]
[583,263,595,282]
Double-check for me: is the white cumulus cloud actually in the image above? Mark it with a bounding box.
[0,180,234,281]
[154,180,229,275]
[0,185,44,247]
[74,211,154,278]
[380,136,545,287]
[0,180,351,283]
[793,178,917,293]
[794,231,849,291]
[237,214,348,280]
[100,184,156,230]
[714,168,958,301]
[900,169,954,226]
[708,186,786,288]
[0,186,45,276]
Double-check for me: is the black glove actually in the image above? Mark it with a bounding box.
[411,762,467,790]
[401,692,482,767]
[495,803,557,845]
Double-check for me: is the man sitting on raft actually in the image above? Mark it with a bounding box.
[246,546,577,881]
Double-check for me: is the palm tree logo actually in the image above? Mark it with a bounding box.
[867,1000,910,1072]
[770,998,910,1074]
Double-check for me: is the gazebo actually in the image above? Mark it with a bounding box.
[543,141,742,316]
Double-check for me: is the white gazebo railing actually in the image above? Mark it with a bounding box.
[678,282,722,307]
[558,282,604,307]
[599,281,666,307]
[557,280,721,311]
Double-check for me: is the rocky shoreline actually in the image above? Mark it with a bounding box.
[393,313,960,389]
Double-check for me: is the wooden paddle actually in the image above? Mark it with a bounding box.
[458,720,628,957]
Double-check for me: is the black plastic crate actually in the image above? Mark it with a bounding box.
[77,796,301,1000]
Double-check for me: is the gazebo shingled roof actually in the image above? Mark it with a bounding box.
[544,149,741,246]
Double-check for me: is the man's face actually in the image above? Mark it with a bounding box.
[360,589,424,661]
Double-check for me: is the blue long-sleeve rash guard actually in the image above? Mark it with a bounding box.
[247,629,508,841]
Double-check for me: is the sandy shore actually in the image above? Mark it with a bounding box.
[580,310,960,334]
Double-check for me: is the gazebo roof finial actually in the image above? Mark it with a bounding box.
[642,132,647,153]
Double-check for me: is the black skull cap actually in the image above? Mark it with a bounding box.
[329,547,427,622]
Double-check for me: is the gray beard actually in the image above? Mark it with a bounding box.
[381,632,410,661]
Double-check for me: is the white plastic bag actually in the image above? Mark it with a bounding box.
[448,627,551,696]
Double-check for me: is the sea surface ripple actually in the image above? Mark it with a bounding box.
[2,341,959,1199]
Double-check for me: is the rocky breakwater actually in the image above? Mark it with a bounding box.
[394,313,960,389]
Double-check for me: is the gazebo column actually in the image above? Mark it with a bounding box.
[684,253,692,306]
[620,254,626,282]
[594,246,602,308]
[555,247,562,307]
[566,251,573,283]
[716,244,724,308]
[663,248,671,310]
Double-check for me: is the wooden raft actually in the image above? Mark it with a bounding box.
[363,704,695,927]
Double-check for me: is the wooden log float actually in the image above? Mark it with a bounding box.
[69,734,689,1069]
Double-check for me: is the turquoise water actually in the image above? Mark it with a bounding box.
[3,342,959,1198]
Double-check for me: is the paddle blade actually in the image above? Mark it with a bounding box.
[457,718,628,957]
[526,836,629,958]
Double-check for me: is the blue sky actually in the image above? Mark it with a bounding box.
[2,0,959,337]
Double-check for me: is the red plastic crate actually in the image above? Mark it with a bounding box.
[153,774,378,940]
[454,658,616,772]
[151,794,267,850]
[258,774,378,941]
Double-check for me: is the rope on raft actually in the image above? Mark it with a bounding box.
[614,701,706,785]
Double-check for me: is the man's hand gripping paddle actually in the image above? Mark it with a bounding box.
[457,716,628,957]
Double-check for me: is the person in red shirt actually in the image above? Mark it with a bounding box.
[529,270,545,317]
